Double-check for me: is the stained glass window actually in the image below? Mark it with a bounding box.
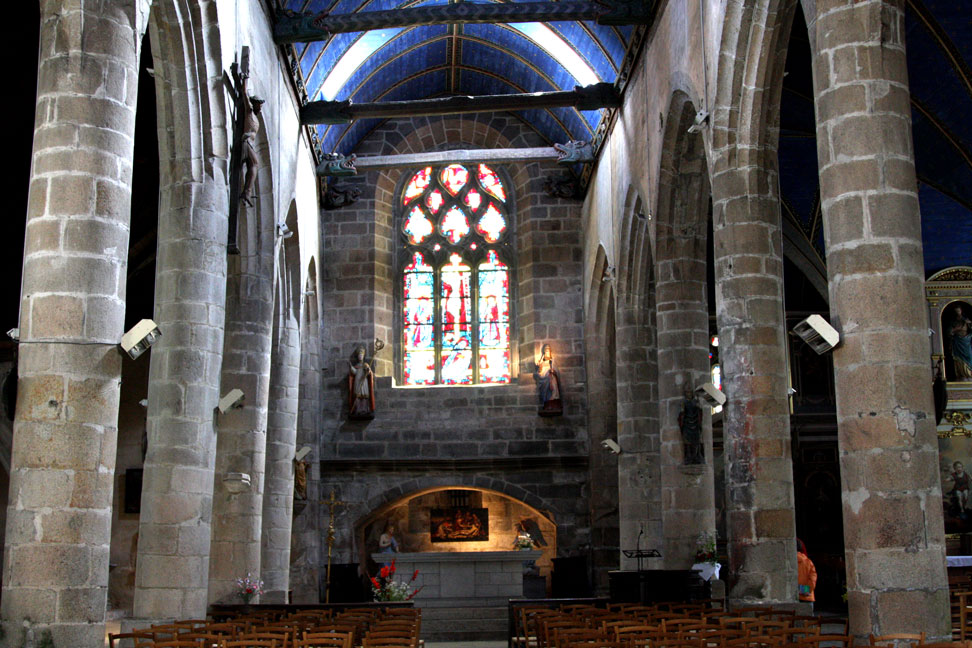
[478,164,506,202]
[440,206,470,244]
[403,167,431,205]
[476,203,507,243]
[400,164,513,385]
[440,164,469,194]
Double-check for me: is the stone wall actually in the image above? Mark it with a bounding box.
[316,114,590,581]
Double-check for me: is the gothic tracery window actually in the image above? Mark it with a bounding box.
[400,163,512,386]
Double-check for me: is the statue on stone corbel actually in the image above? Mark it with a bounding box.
[533,343,563,416]
[347,344,376,420]
[679,383,704,465]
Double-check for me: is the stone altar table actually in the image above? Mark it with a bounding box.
[372,551,542,604]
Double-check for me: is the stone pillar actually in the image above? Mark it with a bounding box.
[615,270,662,570]
[208,246,275,603]
[655,228,716,567]
[132,186,228,617]
[710,164,796,605]
[290,286,322,603]
[261,301,301,603]
[1,2,140,646]
[812,0,949,638]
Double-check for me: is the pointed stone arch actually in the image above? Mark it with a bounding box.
[584,245,619,594]
[291,257,323,603]
[614,187,661,570]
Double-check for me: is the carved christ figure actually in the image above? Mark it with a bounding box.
[239,72,265,207]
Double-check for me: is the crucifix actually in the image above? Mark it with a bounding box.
[324,489,348,603]
[228,46,265,255]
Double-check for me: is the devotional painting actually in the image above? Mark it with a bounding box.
[940,435,972,534]
[430,507,489,542]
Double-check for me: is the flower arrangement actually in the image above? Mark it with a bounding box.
[371,560,422,601]
[513,534,535,550]
[694,532,718,565]
[236,572,264,603]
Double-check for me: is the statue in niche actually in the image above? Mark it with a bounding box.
[239,70,265,207]
[378,521,399,567]
[679,383,704,465]
[533,343,563,416]
[948,302,972,381]
[347,344,376,419]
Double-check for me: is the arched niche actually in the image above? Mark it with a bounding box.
[355,486,558,585]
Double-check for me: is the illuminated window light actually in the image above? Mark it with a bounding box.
[320,28,403,101]
[510,23,600,87]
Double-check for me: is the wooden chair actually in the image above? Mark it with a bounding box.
[871,633,927,647]
[799,633,853,648]
[653,638,703,648]
[182,632,227,648]
[554,627,605,648]
[698,628,746,648]
[724,635,781,648]
[219,640,279,648]
[361,638,415,648]
[239,631,291,648]
[154,641,208,648]
[298,630,353,648]
[109,630,156,648]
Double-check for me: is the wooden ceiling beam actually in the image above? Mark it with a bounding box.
[275,1,652,44]
[301,83,620,125]
[316,141,594,176]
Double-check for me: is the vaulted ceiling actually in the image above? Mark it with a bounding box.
[278,0,645,160]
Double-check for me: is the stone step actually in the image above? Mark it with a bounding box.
[420,604,508,641]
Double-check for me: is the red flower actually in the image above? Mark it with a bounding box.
[389,559,397,576]
[411,569,419,582]
[371,576,381,589]
[379,565,390,579]
[405,586,424,601]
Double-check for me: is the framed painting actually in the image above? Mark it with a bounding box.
[430,507,489,542]
[940,435,972,534]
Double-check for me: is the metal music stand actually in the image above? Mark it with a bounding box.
[622,549,661,572]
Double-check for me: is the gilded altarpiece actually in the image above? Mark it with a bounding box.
[927,267,972,533]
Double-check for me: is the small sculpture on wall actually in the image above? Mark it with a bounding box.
[948,302,972,381]
[347,344,375,419]
[534,343,563,416]
[679,383,704,465]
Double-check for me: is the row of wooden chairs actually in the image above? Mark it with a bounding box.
[110,607,421,648]
[512,601,958,648]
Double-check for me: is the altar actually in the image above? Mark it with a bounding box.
[372,551,542,604]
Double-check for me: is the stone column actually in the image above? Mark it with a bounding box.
[1,3,140,646]
[615,282,662,570]
[812,0,949,638]
[290,288,322,603]
[207,248,275,603]
[710,165,796,605]
[132,174,228,620]
[655,228,716,567]
[261,301,301,603]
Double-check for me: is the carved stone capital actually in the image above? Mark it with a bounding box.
[542,173,582,200]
